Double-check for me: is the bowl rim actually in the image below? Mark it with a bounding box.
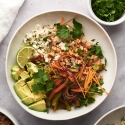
[0,107,19,125]
[5,10,117,120]
[94,105,125,125]
[87,0,125,26]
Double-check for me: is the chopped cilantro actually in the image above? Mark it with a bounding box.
[65,43,69,51]
[79,97,95,107]
[32,83,45,93]
[70,19,84,39]
[54,23,60,27]
[104,58,107,66]
[88,44,104,59]
[43,37,47,42]
[33,69,49,84]
[46,98,51,107]
[91,39,95,42]
[77,48,82,54]
[74,64,80,69]
[46,79,54,92]
[92,0,125,22]
[56,25,70,39]
[32,69,54,93]
[99,79,104,85]
[89,84,103,95]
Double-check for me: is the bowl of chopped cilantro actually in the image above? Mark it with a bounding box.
[88,0,125,26]
[6,10,117,120]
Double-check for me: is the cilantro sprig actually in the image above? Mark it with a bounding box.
[70,19,84,39]
[56,25,70,39]
[32,69,54,93]
[88,44,104,59]
[56,19,84,39]
[33,69,49,84]
[92,0,125,22]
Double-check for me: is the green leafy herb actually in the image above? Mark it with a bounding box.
[99,78,104,85]
[56,25,70,39]
[88,44,104,59]
[92,0,125,22]
[79,97,95,107]
[32,83,45,93]
[65,43,69,51]
[104,58,107,66]
[89,84,103,95]
[74,64,80,69]
[91,39,95,42]
[43,37,47,42]
[32,69,54,93]
[54,23,60,27]
[70,19,84,39]
[46,79,54,92]
[77,48,82,54]
[33,69,49,84]
[46,98,51,107]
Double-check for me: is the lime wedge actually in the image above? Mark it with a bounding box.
[16,46,34,68]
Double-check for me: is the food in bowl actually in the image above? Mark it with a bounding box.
[6,11,117,120]
[0,112,14,125]
[91,0,125,22]
[107,116,125,125]
[94,105,125,125]
[11,16,108,113]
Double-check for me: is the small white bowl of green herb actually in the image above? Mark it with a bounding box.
[88,0,125,26]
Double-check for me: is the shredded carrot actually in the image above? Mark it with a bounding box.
[54,79,62,86]
[50,62,63,70]
[93,75,109,95]
[60,17,65,25]
[75,78,86,98]
[87,71,96,91]
[64,14,79,24]
[84,67,92,90]
[77,63,86,79]
[67,70,86,98]
[49,82,67,100]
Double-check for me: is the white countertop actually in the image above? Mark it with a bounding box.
[0,0,125,124]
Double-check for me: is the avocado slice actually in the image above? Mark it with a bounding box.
[14,79,26,90]
[26,62,38,75]
[31,92,46,102]
[22,96,34,105]
[14,84,32,99]
[27,79,37,91]
[20,71,30,80]
[11,65,25,81]
[28,100,46,112]
[15,88,27,99]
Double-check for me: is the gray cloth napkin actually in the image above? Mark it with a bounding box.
[0,0,25,43]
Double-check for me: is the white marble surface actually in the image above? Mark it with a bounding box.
[0,0,125,125]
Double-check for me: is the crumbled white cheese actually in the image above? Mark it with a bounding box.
[32,44,39,49]
[58,42,66,51]
[54,55,60,60]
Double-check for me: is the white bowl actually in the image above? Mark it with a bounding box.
[0,107,19,125]
[94,105,125,125]
[88,0,125,26]
[6,10,117,120]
